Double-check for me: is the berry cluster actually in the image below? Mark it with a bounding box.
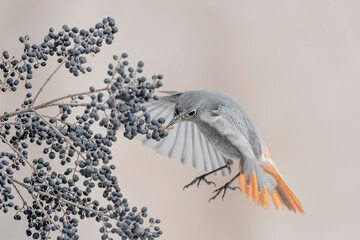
[0,17,164,240]
[100,54,167,142]
[0,17,118,92]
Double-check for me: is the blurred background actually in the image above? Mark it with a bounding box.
[0,0,359,239]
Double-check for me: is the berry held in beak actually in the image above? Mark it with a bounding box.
[165,115,184,130]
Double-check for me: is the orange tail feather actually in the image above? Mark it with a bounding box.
[238,173,272,210]
[238,148,304,214]
[261,160,305,214]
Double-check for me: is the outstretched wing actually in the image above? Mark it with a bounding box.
[140,92,230,176]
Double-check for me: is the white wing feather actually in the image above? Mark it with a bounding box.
[140,96,230,176]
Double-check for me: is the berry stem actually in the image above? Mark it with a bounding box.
[33,110,87,161]
[31,59,66,107]
[32,193,62,234]
[12,182,28,207]
[0,134,35,170]
[10,176,107,217]
[0,86,109,121]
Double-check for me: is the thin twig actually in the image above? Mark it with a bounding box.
[11,177,106,217]
[0,135,35,170]
[0,122,19,126]
[31,60,65,106]
[12,182,28,207]
[36,113,74,126]
[0,87,108,121]
[33,110,86,161]
[47,102,90,108]
[32,194,62,234]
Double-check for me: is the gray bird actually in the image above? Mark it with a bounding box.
[141,90,304,213]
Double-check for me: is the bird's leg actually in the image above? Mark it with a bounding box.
[183,166,226,190]
[183,160,233,190]
[209,172,241,202]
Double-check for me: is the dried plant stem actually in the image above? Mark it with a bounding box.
[12,182,28,207]
[32,194,62,234]
[10,177,106,217]
[0,87,108,121]
[0,134,34,170]
[33,110,87,161]
[31,60,66,106]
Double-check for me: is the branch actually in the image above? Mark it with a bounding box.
[0,122,19,126]
[33,110,87,161]
[0,135,35,170]
[12,182,28,207]
[0,87,108,121]
[11,177,107,217]
[31,60,66,106]
[32,194,62,234]
[47,102,90,108]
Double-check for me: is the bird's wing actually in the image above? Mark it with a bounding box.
[139,93,230,176]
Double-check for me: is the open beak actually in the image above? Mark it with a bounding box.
[166,115,184,129]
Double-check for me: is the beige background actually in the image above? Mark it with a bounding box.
[0,0,359,239]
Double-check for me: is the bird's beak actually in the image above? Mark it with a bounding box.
[166,115,184,129]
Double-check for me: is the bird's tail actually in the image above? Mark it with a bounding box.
[238,148,304,214]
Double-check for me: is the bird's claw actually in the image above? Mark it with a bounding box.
[208,183,240,202]
[183,175,216,190]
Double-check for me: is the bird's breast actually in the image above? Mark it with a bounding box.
[196,111,257,162]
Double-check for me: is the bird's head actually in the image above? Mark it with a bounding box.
[166,91,208,129]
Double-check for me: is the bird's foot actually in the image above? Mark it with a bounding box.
[208,181,240,202]
[183,174,216,190]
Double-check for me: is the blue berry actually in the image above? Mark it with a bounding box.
[0,17,164,240]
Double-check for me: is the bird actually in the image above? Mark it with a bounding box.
[140,90,304,214]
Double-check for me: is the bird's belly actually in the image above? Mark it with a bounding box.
[196,123,242,160]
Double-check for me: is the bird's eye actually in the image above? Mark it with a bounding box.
[187,110,196,117]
